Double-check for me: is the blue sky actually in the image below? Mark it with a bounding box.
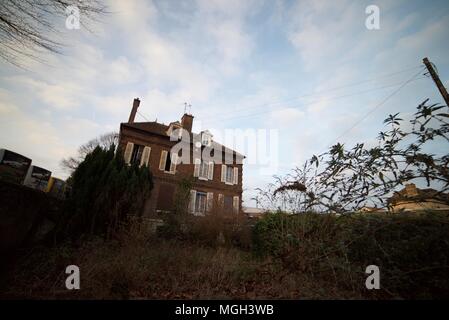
[0,0,448,207]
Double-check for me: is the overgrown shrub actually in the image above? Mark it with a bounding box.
[58,145,153,240]
[252,210,449,299]
[341,211,449,298]
[164,212,251,249]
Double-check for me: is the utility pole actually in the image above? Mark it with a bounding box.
[423,57,449,107]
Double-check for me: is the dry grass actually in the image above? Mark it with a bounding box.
[1,219,358,300]
[6,211,446,299]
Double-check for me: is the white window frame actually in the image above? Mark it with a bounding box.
[225,165,233,185]
[189,189,196,213]
[195,160,214,181]
[124,142,134,165]
[206,192,213,212]
[199,161,209,180]
[201,132,212,146]
[195,191,207,216]
[159,150,177,174]
[139,146,151,167]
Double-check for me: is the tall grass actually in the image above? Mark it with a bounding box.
[252,210,449,299]
[2,210,448,299]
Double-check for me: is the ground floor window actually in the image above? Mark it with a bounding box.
[195,192,207,214]
[224,195,233,212]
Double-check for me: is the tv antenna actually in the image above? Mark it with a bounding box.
[184,102,192,114]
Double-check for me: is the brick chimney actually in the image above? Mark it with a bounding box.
[181,113,194,132]
[405,183,419,197]
[128,98,140,123]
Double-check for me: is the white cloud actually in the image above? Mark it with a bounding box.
[0,0,448,208]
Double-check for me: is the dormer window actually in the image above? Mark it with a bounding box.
[201,131,212,146]
[167,122,182,140]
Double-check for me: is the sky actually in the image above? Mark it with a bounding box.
[0,0,448,207]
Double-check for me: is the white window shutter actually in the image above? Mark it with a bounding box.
[221,165,226,182]
[208,162,214,180]
[218,194,224,208]
[189,190,197,213]
[159,150,167,171]
[207,192,213,212]
[170,153,178,173]
[124,142,134,164]
[233,196,239,214]
[233,167,238,185]
[194,158,200,177]
[140,146,151,167]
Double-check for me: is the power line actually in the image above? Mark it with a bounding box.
[196,65,422,122]
[324,66,426,149]
[136,111,151,122]
[133,65,425,132]
[200,75,426,125]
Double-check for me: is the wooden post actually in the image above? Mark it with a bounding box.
[423,57,449,107]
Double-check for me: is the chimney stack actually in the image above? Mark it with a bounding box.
[405,183,419,197]
[128,98,140,123]
[181,113,194,132]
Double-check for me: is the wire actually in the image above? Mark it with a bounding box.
[324,66,426,149]
[134,65,425,130]
[200,75,426,125]
[196,65,423,122]
[136,111,151,122]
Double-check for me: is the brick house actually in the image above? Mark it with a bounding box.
[118,98,244,217]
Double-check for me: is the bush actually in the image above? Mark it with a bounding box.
[167,212,251,249]
[58,145,153,240]
[252,210,449,298]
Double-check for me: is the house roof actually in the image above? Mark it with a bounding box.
[122,121,169,136]
[121,121,245,158]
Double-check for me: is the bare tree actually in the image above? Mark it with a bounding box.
[61,131,119,173]
[0,0,107,67]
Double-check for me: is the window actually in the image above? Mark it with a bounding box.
[199,161,208,179]
[124,142,151,167]
[159,150,177,174]
[202,135,210,146]
[233,196,239,214]
[189,190,213,215]
[194,160,214,180]
[226,166,233,183]
[201,131,212,146]
[130,144,144,165]
[221,195,238,214]
[195,192,207,215]
[164,152,172,172]
[221,165,238,185]
[224,195,233,212]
